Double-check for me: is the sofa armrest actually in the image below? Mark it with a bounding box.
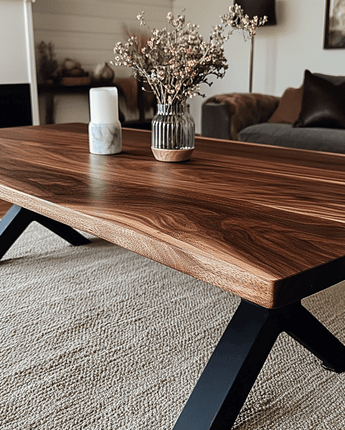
[202,93,280,140]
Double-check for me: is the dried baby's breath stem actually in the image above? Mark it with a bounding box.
[113,4,267,105]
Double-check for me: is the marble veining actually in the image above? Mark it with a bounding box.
[88,122,122,155]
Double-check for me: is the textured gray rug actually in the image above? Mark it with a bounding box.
[0,222,344,429]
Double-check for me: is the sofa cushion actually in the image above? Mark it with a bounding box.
[294,70,345,129]
[201,102,232,140]
[314,72,345,85]
[268,86,303,124]
[239,123,345,154]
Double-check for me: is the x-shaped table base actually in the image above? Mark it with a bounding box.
[1,205,344,429]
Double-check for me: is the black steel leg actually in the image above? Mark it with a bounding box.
[174,300,282,430]
[0,205,32,259]
[174,299,345,430]
[0,205,90,260]
[283,301,345,373]
[33,211,91,247]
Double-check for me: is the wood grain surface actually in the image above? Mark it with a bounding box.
[0,123,345,308]
[0,200,12,216]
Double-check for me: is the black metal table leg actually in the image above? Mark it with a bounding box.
[173,300,282,430]
[33,211,91,247]
[283,301,345,373]
[173,299,345,430]
[0,205,90,260]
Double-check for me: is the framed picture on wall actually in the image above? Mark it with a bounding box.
[324,0,345,48]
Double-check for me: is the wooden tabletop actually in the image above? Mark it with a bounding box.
[0,123,345,308]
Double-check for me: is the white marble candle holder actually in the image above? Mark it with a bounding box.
[88,122,122,155]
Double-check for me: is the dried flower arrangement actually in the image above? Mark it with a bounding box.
[112,4,267,106]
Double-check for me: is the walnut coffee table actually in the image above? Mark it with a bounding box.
[0,123,344,429]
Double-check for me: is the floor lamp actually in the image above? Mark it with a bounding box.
[239,0,277,93]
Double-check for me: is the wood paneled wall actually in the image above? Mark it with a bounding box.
[32,0,173,78]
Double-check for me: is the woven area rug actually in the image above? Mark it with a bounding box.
[0,222,344,429]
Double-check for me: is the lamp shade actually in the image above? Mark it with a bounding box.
[238,0,277,25]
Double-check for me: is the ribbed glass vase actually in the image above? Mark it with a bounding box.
[151,104,195,162]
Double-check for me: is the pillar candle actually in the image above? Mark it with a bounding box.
[88,86,122,155]
[89,87,119,124]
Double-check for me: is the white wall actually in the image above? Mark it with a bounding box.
[33,0,173,124]
[0,0,39,124]
[0,1,29,83]
[32,0,345,130]
[33,0,173,75]
[173,0,345,133]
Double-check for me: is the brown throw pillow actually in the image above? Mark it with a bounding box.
[268,86,303,124]
[294,70,345,129]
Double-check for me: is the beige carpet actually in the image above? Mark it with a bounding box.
[0,222,344,429]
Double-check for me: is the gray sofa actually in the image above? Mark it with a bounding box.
[201,71,345,155]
